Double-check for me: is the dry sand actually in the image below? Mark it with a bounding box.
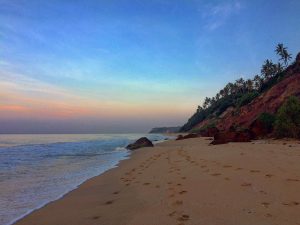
[14,138,300,225]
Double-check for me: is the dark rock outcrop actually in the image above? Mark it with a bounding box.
[211,130,252,145]
[126,137,154,150]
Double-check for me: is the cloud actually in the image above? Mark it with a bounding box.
[202,0,243,31]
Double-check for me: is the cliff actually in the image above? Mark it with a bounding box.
[181,52,300,140]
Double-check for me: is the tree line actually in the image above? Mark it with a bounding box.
[181,44,293,132]
[198,43,292,112]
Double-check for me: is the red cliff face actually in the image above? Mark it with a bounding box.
[216,56,300,132]
[191,53,300,142]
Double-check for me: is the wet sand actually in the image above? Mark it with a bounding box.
[14,138,300,225]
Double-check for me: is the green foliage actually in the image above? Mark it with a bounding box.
[274,96,300,138]
[237,92,259,107]
[199,122,216,131]
[180,44,295,132]
[275,43,292,67]
[257,112,276,130]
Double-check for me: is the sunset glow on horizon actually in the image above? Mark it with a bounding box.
[1,0,300,133]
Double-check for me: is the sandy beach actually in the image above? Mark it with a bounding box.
[14,137,300,225]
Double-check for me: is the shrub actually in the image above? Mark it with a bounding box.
[257,112,276,131]
[274,96,300,138]
[237,92,259,107]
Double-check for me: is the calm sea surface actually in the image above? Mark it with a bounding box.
[0,133,169,225]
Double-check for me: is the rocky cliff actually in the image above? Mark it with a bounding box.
[185,52,300,140]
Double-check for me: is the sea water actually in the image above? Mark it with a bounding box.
[0,133,169,225]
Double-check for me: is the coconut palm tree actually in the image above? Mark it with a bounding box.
[203,97,211,109]
[235,78,246,93]
[275,43,292,67]
[224,86,230,96]
[261,59,277,80]
[253,74,263,90]
[197,105,203,113]
[245,79,253,92]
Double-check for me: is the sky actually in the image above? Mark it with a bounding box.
[0,0,300,133]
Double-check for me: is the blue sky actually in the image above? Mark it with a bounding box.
[0,0,300,133]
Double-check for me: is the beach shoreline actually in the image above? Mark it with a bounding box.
[13,137,300,225]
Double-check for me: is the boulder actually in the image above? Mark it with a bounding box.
[126,137,154,150]
[211,130,252,145]
[176,135,184,140]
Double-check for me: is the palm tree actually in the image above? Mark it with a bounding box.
[203,97,211,109]
[275,43,292,67]
[235,78,246,93]
[245,79,253,92]
[261,59,277,80]
[227,82,235,95]
[276,62,284,74]
[222,86,230,96]
[197,105,203,113]
[253,74,263,90]
[219,89,225,97]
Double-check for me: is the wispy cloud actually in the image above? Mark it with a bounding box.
[202,0,243,31]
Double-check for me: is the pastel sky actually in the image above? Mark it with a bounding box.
[1,0,300,133]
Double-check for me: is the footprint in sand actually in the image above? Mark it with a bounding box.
[265,174,273,178]
[173,200,183,206]
[224,177,230,181]
[177,214,190,222]
[92,216,100,220]
[282,201,299,206]
[261,202,270,208]
[104,200,114,205]
[286,178,299,182]
[155,185,160,188]
[223,165,232,168]
[211,173,221,176]
[241,182,252,187]
[235,167,243,170]
[143,182,150,186]
[179,190,187,195]
[250,170,260,173]
[168,211,176,217]
[113,191,119,195]
[181,177,186,180]
[260,190,267,195]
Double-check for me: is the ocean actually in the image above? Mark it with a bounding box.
[0,133,169,225]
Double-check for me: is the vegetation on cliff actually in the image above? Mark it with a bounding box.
[274,96,300,138]
[180,44,295,133]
